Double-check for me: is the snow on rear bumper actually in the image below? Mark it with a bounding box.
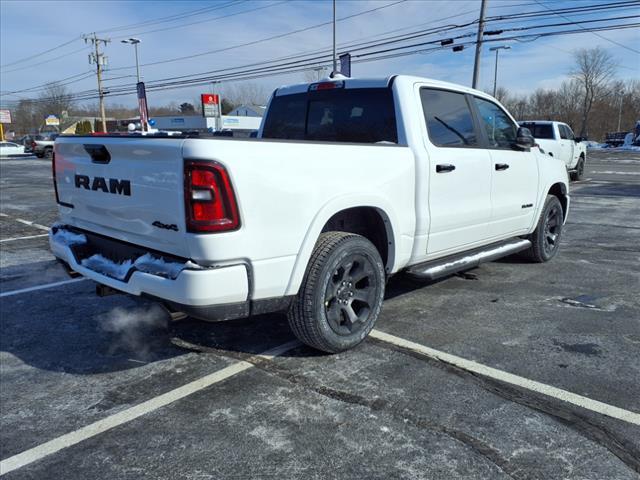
[49,225,249,307]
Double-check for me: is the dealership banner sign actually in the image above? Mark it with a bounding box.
[201,94,220,118]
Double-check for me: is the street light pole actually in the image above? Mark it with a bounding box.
[332,0,337,75]
[121,38,141,83]
[134,42,140,83]
[489,45,510,97]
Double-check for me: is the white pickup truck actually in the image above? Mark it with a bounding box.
[50,75,569,353]
[519,120,587,181]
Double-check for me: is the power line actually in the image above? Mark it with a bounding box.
[532,0,640,54]
[8,20,637,107]
[1,46,91,74]
[94,1,244,34]
[0,37,82,68]
[0,71,93,95]
[486,0,640,20]
[108,0,408,71]
[112,1,285,39]
[0,2,244,71]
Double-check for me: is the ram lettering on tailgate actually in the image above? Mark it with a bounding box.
[74,174,131,196]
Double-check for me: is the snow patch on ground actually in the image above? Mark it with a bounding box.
[586,141,640,152]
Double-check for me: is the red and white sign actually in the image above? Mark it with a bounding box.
[201,94,220,117]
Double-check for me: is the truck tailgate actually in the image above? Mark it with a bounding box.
[54,137,189,257]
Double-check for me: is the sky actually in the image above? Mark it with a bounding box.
[1,0,639,112]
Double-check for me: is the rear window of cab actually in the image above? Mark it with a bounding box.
[520,123,555,139]
[262,88,398,144]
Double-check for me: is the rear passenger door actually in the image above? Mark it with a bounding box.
[419,88,493,255]
[472,96,539,237]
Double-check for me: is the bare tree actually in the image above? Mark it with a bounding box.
[221,82,268,107]
[571,47,617,137]
[36,82,75,124]
[12,99,38,135]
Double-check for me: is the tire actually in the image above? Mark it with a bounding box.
[35,152,44,158]
[44,147,53,160]
[570,155,585,181]
[287,231,386,353]
[524,195,564,263]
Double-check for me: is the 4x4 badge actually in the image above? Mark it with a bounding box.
[152,221,178,231]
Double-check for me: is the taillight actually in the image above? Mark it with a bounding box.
[184,160,240,233]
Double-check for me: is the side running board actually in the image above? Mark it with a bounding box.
[406,238,531,281]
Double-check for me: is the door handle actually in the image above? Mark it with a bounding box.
[436,164,456,173]
[495,163,510,171]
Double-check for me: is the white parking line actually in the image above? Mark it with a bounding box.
[0,278,87,298]
[0,213,49,231]
[0,233,49,243]
[0,340,300,476]
[592,171,640,176]
[14,218,49,231]
[370,329,640,426]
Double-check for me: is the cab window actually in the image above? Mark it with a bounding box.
[473,97,517,148]
[559,125,569,140]
[560,125,574,140]
[420,88,478,147]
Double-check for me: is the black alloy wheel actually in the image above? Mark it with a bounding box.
[288,231,385,353]
[542,202,563,258]
[324,253,378,336]
[524,194,564,263]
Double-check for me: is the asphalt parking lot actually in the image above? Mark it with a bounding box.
[1,150,639,479]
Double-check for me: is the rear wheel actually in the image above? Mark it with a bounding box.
[570,155,585,181]
[524,195,564,263]
[287,231,385,353]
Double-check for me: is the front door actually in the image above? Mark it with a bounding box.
[558,124,575,168]
[472,96,539,237]
[419,87,493,255]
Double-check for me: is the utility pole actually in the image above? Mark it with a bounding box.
[84,33,110,132]
[617,93,623,131]
[332,0,337,75]
[472,0,488,89]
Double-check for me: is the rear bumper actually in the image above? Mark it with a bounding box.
[49,225,249,309]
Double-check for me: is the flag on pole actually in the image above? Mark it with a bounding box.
[137,82,149,131]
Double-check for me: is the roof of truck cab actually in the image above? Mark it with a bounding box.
[520,120,561,125]
[274,75,493,98]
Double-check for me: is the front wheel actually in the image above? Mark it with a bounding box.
[44,148,53,160]
[287,232,385,353]
[524,195,564,263]
[570,155,585,181]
